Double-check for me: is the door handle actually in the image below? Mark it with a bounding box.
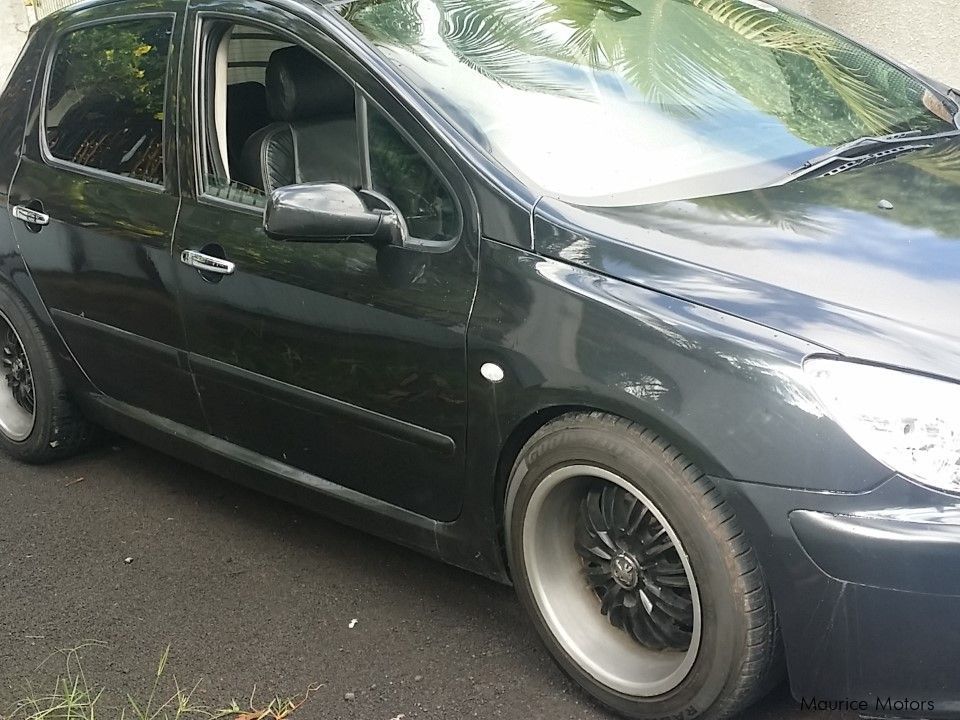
[180,249,235,276]
[12,205,50,228]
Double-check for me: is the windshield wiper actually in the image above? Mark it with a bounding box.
[779,128,960,185]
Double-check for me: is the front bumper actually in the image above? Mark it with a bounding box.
[715,473,960,717]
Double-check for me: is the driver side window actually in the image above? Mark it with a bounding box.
[198,21,460,245]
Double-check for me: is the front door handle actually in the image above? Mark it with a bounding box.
[180,249,236,276]
[12,205,50,228]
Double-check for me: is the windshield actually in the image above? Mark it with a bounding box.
[340,0,957,206]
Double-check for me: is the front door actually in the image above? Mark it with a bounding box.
[173,5,478,520]
[8,7,205,428]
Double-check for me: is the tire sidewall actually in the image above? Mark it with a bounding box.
[507,426,750,720]
[0,289,57,458]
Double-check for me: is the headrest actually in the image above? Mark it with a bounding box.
[228,81,267,108]
[265,46,355,122]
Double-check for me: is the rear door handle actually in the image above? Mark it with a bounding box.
[180,249,235,276]
[12,205,50,228]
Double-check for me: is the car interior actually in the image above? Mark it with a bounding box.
[45,18,458,242]
[203,22,459,244]
[204,25,363,203]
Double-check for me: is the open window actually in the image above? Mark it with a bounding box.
[197,20,461,246]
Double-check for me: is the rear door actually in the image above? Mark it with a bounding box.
[7,4,205,428]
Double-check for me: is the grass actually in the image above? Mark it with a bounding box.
[1,645,319,720]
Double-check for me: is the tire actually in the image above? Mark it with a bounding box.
[0,285,93,463]
[505,412,781,720]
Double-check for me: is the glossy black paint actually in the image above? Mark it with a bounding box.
[8,2,205,428]
[790,508,960,596]
[264,182,405,245]
[717,475,960,716]
[1,0,959,715]
[534,147,960,381]
[170,0,482,520]
[0,23,98,398]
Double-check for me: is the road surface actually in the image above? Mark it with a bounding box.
[0,439,848,719]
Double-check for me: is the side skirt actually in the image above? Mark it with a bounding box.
[78,392,442,560]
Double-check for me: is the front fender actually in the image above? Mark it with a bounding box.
[443,237,888,585]
[466,238,887,497]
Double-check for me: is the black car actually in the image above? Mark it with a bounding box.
[1,0,959,717]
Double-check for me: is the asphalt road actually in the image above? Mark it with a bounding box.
[0,438,843,720]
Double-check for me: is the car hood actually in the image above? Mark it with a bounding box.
[533,142,960,379]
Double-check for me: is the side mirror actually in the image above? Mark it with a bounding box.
[264,182,408,246]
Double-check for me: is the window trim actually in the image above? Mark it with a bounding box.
[39,12,178,193]
[356,90,372,189]
[190,11,464,252]
[192,14,275,216]
[198,21,231,184]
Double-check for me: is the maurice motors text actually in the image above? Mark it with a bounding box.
[800,697,935,713]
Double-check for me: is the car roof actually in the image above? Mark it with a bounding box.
[47,0,341,20]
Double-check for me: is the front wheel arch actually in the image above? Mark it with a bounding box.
[493,401,731,577]
[502,411,784,719]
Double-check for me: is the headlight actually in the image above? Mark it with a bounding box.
[804,357,960,494]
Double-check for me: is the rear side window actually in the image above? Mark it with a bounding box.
[44,18,174,186]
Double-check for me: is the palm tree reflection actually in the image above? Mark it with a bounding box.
[346,0,948,140]
[343,0,960,232]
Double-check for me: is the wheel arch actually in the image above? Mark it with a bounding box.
[495,399,785,716]
[0,252,96,397]
[492,395,732,581]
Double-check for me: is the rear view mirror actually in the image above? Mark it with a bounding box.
[263,182,408,246]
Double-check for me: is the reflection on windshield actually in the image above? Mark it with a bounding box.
[341,0,954,206]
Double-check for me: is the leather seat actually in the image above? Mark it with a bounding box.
[226,82,271,174]
[239,46,361,194]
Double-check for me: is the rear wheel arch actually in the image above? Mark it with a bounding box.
[0,280,94,461]
[0,259,94,395]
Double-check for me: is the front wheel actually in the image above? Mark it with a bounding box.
[506,412,781,720]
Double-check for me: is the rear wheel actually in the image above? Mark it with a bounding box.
[0,313,36,442]
[0,286,93,463]
[506,412,780,720]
